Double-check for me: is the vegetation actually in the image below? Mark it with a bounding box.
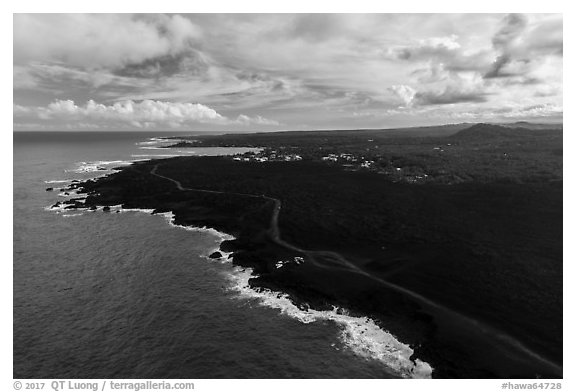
[67,123,562,378]
[165,123,563,184]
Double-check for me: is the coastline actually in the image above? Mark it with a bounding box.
[45,159,432,379]
[47,155,562,379]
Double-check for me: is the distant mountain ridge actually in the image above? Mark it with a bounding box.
[491,121,563,131]
[451,123,562,142]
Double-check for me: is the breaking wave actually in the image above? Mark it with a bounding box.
[65,160,136,174]
[226,265,433,379]
[48,197,434,378]
[44,154,433,379]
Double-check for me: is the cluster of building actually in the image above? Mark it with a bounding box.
[321,152,433,184]
[231,148,433,184]
[232,149,303,163]
[321,152,377,170]
[321,153,356,162]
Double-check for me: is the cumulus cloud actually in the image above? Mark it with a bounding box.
[389,83,488,107]
[389,85,417,106]
[410,63,451,84]
[15,99,224,128]
[14,99,280,129]
[386,35,461,60]
[384,14,557,89]
[14,14,202,69]
[384,35,490,73]
[236,114,280,126]
[386,14,561,96]
[13,14,563,129]
[384,14,561,117]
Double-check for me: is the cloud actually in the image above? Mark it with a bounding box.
[389,84,488,106]
[484,14,562,80]
[441,103,562,122]
[14,62,153,93]
[14,99,280,129]
[13,65,38,89]
[484,14,529,79]
[386,35,461,60]
[384,35,490,73]
[386,14,561,89]
[410,63,451,84]
[492,14,528,51]
[525,17,563,55]
[236,114,280,126]
[114,50,211,80]
[13,14,563,130]
[14,14,201,69]
[15,99,224,128]
[496,103,563,119]
[283,14,345,42]
[415,87,489,105]
[389,85,417,106]
[385,14,561,115]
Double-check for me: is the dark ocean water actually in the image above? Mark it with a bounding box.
[13,132,430,379]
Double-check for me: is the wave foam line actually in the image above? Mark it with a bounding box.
[44,203,88,213]
[104,203,432,377]
[65,160,136,174]
[47,195,431,377]
[120,209,235,244]
[120,208,156,214]
[45,179,77,184]
[227,266,433,379]
[135,140,161,146]
[131,154,180,158]
[154,211,235,242]
[135,137,170,145]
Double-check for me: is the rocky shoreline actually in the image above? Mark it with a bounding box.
[46,157,562,379]
[45,163,440,378]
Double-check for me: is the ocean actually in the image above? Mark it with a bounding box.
[13,131,429,379]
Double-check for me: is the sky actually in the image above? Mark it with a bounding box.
[13,13,563,132]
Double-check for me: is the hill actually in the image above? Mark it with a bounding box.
[450,123,562,142]
[494,121,563,131]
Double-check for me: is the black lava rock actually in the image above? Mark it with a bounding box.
[219,240,239,252]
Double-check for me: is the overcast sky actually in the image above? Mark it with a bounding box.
[13,13,563,132]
